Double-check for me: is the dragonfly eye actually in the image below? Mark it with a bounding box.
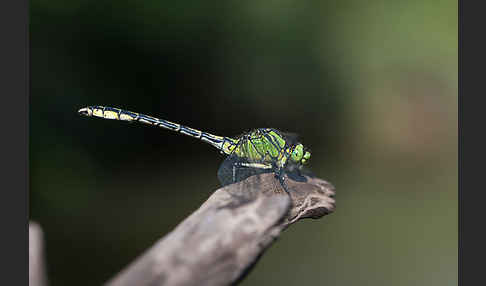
[303,151,311,160]
[291,144,304,162]
[302,151,311,164]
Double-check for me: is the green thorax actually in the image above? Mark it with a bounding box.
[223,129,290,167]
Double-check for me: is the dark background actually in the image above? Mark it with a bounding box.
[30,1,457,285]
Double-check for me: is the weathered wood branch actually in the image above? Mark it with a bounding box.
[28,174,335,286]
[29,221,48,286]
[106,173,335,286]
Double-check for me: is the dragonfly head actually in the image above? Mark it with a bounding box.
[78,107,93,117]
[290,143,311,165]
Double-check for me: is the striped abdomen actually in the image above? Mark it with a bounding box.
[78,105,238,153]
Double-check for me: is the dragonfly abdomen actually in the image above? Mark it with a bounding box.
[78,105,232,152]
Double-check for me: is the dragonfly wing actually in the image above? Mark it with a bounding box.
[298,165,316,178]
[282,162,314,183]
[280,132,301,145]
[217,154,273,187]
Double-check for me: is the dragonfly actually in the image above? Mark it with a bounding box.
[78,105,312,192]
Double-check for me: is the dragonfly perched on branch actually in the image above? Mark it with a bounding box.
[78,106,312,192]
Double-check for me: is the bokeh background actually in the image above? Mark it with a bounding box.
[30,0,457,285]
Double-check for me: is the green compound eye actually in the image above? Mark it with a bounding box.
[302,151,311,164]
[303,151,311,160]
[291,144,304,162]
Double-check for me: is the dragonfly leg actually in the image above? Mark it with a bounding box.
[278,175,290,194]
[274,167,291,194]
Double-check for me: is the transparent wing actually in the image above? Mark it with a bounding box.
[281,161,313,183]
[216,129,313,189]
[217,154,273,187]
[280,132,300,145]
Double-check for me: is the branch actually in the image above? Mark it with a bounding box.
[106,173,335,286]
[29,221,48,286]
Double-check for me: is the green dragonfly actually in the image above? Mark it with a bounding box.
[78,106,312,191]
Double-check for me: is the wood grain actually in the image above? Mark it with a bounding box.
[106,173,335,286]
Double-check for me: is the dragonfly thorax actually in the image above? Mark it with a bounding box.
[229,129,310,167]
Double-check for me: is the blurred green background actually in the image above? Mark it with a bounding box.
[30,0,457,285]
